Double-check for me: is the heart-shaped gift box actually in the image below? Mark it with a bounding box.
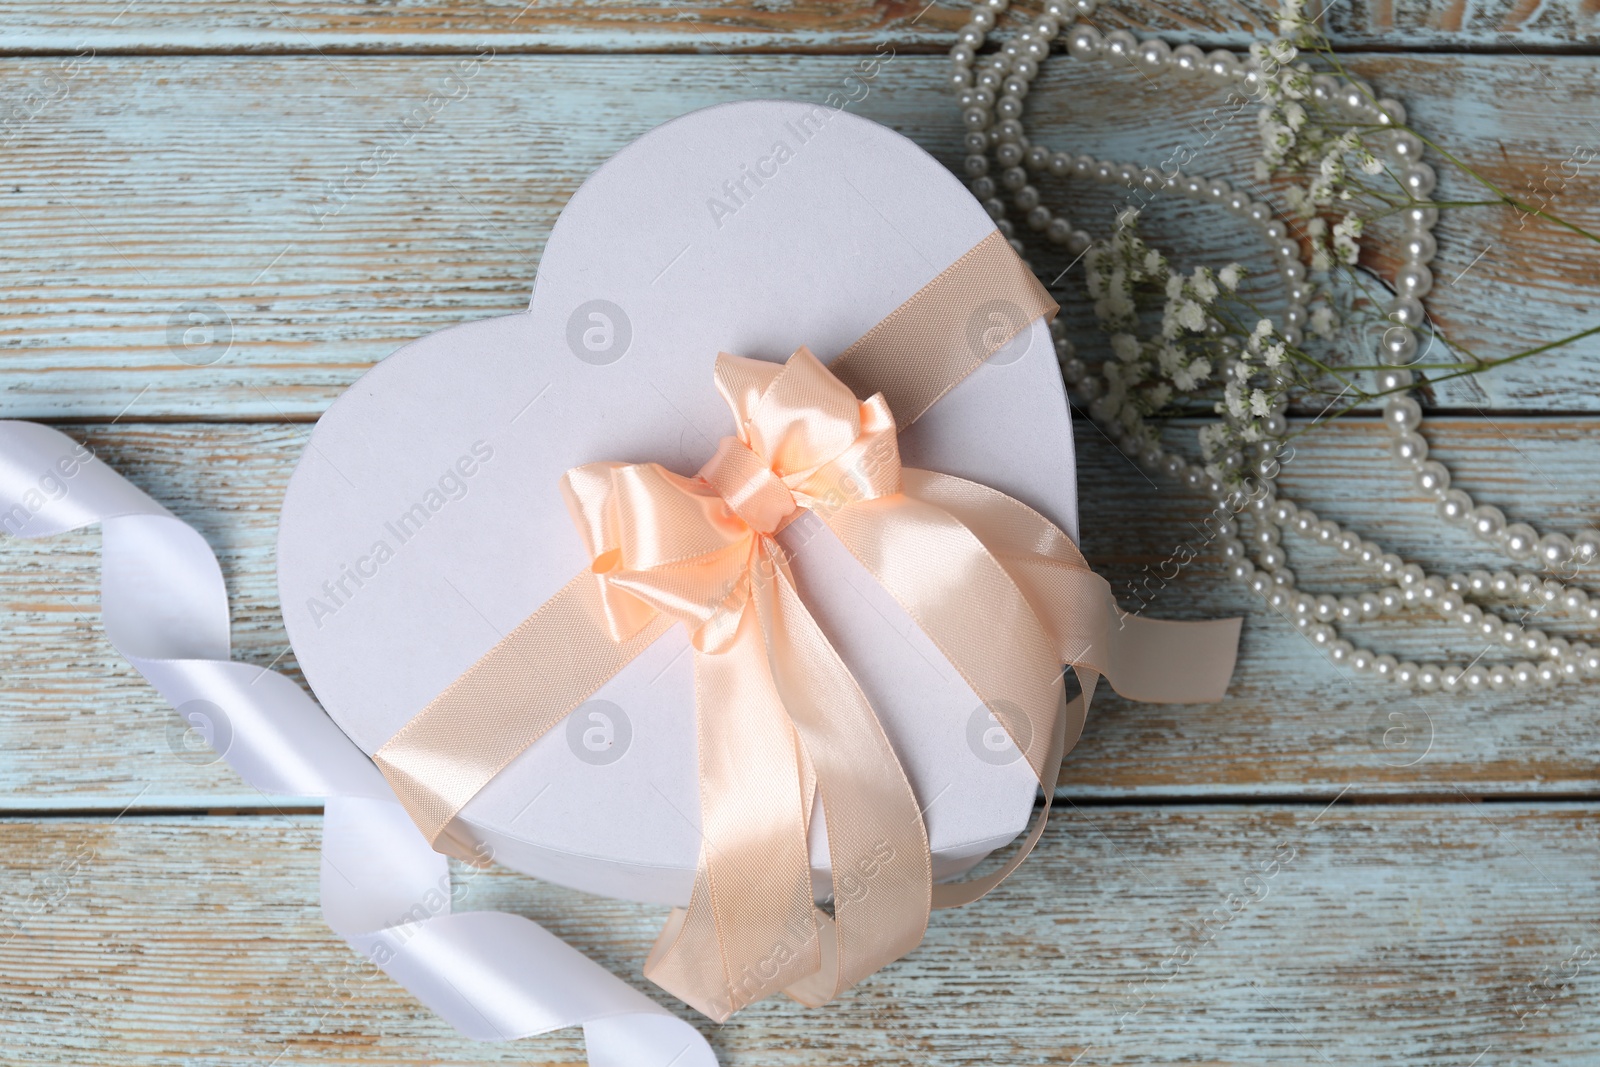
[277,100,1078,908]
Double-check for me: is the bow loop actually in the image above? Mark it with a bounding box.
[716,348,865,482]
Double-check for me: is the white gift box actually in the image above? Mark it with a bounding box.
[277,100,1078,907]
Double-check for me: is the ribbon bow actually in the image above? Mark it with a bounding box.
[373,231,1241,1023]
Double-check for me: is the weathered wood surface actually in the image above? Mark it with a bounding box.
[1,0,1596,53]
[3,418,1597,810]
[2,53,1598,419]
[5,807,1600,1065]
[4,5,1600,1063]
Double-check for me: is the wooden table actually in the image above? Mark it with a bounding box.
[3,3,1599,1063]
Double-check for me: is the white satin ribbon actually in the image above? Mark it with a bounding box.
[0,420,715,1067]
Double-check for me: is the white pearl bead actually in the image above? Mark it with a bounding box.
[1437,490,1473,526]
[1328,639,1353,665]
[1391,433,1428,465]
[1502,523,1538,560]
[1573,529,1600,565]
[1138,38,1171,70]
[1417,663,1442,691]
[1373,654,1399,681]
[1397,264,1433,298]
[1172,43,1205,75]
[1388,130,1423,162]
[1414,461,1450,496]
[1104,29,1139,60]
[1067,25,1102,56]
[1394,661,1420,687]
[1383,397,1423,434]
[1537,532,1574,568]
[1206,49,1239,78]
[1315,594,1340,622]
[1470,505,1507,541]
[1487,664,1512,691]
[1401,162,1437,197]
[1350,648,1375,673]
[1377,98,1407,126]
[1512,661,1538,688]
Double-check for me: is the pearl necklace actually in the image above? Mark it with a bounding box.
[950,0,1600,692]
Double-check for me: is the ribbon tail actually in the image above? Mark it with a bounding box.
[818,490,1069,910]
[643,596,821,1022]
[0,421,716,1067]
[753,548,932,1006]
[898,468,1241,704]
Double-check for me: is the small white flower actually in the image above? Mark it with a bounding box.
[1310,305,1338,337]
[1252,318,1275,343]
[1158,344,1184,376]
[1177,300,1207,333]
[1224,382,1248,419]
[1111,332,1141,362]
[1263,342,1287,367]
[1146,384,1172,409]
[1219,264,1242,291]
[1250,389,1272,417]
[1284,102,1307,131]
[1116,206,1141,228]
[1358,150,1384,175]
[1142,249,1163,275]
[1190,267,1219,303]
[1166,274,1186,300]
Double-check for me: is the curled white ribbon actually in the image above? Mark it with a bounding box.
[0,420,715,1067]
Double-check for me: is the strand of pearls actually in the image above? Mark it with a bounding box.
[950,0,1600,692]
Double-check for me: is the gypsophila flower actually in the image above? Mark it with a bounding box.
[1177,300,1207,333]
[1310,305,1338,337]
[1111,333,1140,362]
[1218,264,1242,291]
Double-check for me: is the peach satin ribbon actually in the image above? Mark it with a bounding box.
[374,231,1241,1022]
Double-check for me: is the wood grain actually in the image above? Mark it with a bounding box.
[4,807,1599,1065]
[0,0,1595,53]
[3,418,1597,810]
[1,54,1597,419]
